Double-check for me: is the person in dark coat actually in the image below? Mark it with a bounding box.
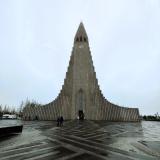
[60,116,64,126]
[57,117,60,127]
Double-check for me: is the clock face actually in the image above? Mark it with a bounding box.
[78,44,84,48]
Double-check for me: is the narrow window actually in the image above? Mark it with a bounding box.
[76,37,79,42]
[84,37,86,42]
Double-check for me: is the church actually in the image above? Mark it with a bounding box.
[23,23,140,121]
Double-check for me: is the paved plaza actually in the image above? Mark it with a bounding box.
[0,120,160,160]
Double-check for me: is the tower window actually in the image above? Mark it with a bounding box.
[76,37,79,42]
[84,37,87,42]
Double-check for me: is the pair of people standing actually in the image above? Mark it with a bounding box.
[57,116,64,127]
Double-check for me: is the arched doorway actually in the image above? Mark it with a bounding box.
[76,89,85,120]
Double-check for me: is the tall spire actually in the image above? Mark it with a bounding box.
[74,22,88,43]
[23,22,140,122]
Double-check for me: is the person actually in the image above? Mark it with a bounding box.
[60,116,64,126]
[57,117,60,127]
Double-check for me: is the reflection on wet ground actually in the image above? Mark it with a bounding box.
[0,120,160,160]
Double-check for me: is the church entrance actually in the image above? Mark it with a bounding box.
[76,89,85,120]
[78,110,84,120]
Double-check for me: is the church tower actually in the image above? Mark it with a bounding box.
[23,23,140,121]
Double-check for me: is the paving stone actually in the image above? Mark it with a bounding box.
[0,120,160,160]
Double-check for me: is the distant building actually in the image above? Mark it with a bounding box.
[23,23,140,121]
[2,114,17,119]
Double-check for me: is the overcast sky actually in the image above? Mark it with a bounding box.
[0,0,160,115]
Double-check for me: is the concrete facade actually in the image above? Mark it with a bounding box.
[23,23,140,121]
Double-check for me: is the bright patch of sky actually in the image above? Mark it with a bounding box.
[0,0,160,115]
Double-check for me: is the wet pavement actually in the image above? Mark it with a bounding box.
[0,120,160,160]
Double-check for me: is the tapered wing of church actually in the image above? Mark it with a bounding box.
[23,23,140,121]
